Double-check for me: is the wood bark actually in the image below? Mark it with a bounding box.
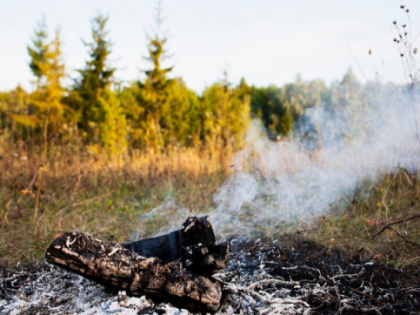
[45,232,223,312]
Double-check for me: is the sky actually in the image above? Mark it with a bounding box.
[0,0,419,93]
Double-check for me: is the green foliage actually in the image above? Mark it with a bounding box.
[251,77,328,137]
[135,28,175,148]
[251,85,293,136]
[160,78,201,146]
[27,17,49,88]
[0,11,391,158]
[73,14,126,155]
[98,89,127,157]
[25,19,71,145]
[201,78,251,147]
[326,68,364,113]
[121,7,204,150]
[29,28,69,138]
[0,86,31,143]
[126,78,201,149]
[74,14,116,132]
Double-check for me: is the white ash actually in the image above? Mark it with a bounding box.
[1,242,312,315]
[4,238,413,315]
[0,265,311,315]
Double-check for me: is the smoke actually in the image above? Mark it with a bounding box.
[137,83,420,238]
[209,83,420,235]
[129,196,190,240]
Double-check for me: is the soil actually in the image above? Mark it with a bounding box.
[1,237,419,315]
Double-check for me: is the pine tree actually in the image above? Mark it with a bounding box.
[201,77,251,148]
[31,29,67,136]
[250,77,327,138]
[161,78,201,146]
[99,90,127,156]
[74,14,126,156]
[250,86,293,137]
[26,19,68,142]
[327,68,362,113]
[27,17,49,89]
[131,3,179,149]
[75,14,116,135]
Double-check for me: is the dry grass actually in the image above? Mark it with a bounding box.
[0,144,233,265]
[1,143,420,268]
[309,169,420,268]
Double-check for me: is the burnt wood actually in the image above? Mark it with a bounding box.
[184,243,229,275]
[121,216,216,262]
[45,232,223,313]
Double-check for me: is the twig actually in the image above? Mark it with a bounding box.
[33,166,44,222]
[359,213,420,253]
[70,173,82,201]
[386,226,420,248]
[348,286,386,306]
[16,168,40,205]
[370,214,420,242]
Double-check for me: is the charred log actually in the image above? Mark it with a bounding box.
[122,216,229,275]
[45,232,223,313]
[184,243,229,275]
[122,216,216,262]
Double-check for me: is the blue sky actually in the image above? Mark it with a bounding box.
[0,0,419,93]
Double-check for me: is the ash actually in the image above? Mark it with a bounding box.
[1,239,419,315]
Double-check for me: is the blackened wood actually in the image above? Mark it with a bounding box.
[183,243,229,275]
[122,216,216,262]
[45,232,223,313]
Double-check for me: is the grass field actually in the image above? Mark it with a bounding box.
[1,144,420,268]
[0,145,232,264]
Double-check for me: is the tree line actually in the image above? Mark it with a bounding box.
[0,12,382,157]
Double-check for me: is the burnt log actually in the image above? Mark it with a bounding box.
[122,216,216,262]
[183,243,229,275]
[45,232,223,312]
[121,216,229,274]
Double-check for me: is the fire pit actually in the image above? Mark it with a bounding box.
[1,218,420,314]
[44,217,228,312]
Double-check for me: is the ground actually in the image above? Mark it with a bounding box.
[1,237,419,315]
[1,152,420,314]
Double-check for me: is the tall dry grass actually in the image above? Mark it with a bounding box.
[308,169,420,267]
[0,141,234,264]
[1,137,420,267]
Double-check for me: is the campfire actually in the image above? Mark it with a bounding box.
[45,217,228,312]
[1,217,419,315]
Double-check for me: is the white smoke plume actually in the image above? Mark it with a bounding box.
[137,83,420,238]
[209,84,420,235]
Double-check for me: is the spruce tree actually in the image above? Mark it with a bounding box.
[133,3,176,148]
[27,17,49,89]
[33,29,67,134]
[75,14,115,131]
[122,3,201,149]
[201,77,251,148]
[75,14,126,155]
[27,20,68,141]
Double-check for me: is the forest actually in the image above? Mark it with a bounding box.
[0,13,386,157]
